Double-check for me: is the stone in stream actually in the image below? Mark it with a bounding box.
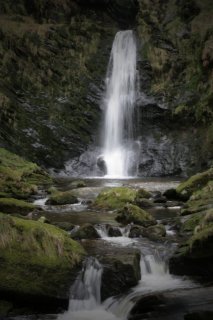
[93,187,137,210]
[46,190,78,205]
[129,224,166,241]
[68,180,86,189]
[82,240,141,301]
[116,203,157,227]
[71,223,100,240]
[107,225,122,237]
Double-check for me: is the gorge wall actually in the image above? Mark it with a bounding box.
[0,0,212,176]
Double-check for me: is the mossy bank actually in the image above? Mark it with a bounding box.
[0,213,85,314]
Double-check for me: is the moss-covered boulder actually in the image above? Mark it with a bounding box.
[71,223,100,240]
[116,204,157,227]
[46,190,78,205]
[176,168,213,201]
[180,213,204,234]
[135,198,155,209]
[68,180,86,189]
[0,148,52,199]
[0,198,35,215]
[129,224,166,240]
[129,225,145,238]
[135,188,151,199]
[0,213,85,311]
[169,222,213,279]
[93,187,137,210]
[180,181,213,216]
[143,224,166,241]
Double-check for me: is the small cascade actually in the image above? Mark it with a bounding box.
[119,224,132,237]
[95,224,136,246]
[95,224,109,238]
[104,254,195,319]
[69,257,103,311]
[100,30,138,178]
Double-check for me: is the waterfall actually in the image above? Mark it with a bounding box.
[100,30,137,178]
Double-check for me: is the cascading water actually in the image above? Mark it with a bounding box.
[58,252,194,320]
[100,30,138,178]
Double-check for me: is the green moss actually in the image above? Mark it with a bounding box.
[71,223,100,240]
[116,203,157,227]
[188,224,213,258]
[0,198,35,215]
[0,148,52,199]
[0,213,85,300]
[47,190,78,205]
[93,187,137,210]
[176,168,213,199]
[135,188,151,199]
[181,213,203,233]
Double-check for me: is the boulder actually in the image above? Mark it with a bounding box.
[143,224,166,241]
[93,187,137,210]
[46,190,78,205]
[129,224,166,241]
[82,240,141,301]
[0,213,85,312]
[107,225,122,237]
[71,223,100,240]
[176,168,213,201]
[129,225,145,238]
[134,198,155,209]
[116,204,157,227]
[169,224,213,279]
[68,180,86,189]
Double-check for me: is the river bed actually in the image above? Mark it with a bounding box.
[19,177,213,320]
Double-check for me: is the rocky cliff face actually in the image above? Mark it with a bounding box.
[136,0,213,176]
[0,0,212,175]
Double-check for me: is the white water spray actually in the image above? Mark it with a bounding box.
[101,30,137,178]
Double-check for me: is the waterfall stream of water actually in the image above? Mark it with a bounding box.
[58,238,194,320]
[100,30,138,178]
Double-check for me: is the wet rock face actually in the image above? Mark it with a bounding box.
[82,240,141,301]
[0,1,116,168]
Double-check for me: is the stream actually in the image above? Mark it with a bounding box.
[28,177,213,320]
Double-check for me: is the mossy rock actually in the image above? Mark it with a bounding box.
[135,188,151,199]
[71,223,100,240]
[116,204,157,227]
[144,224,166,241]
[47,190,78,205]
[181,213,204,233]
[134,198,155,209]
[176,168,213,200]
[0,148,52,199]
[129,225,145,238]
[169,223,213,278]
[180,181,213,215]
[69,180,86,189]
[0,198,35,215]
[52,221,75,231]
[93,187,137,210]
[0,213,85,310]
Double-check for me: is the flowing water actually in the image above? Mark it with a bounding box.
[100,30,138,178]
[29,177,213,320]
[57,239,195,320]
